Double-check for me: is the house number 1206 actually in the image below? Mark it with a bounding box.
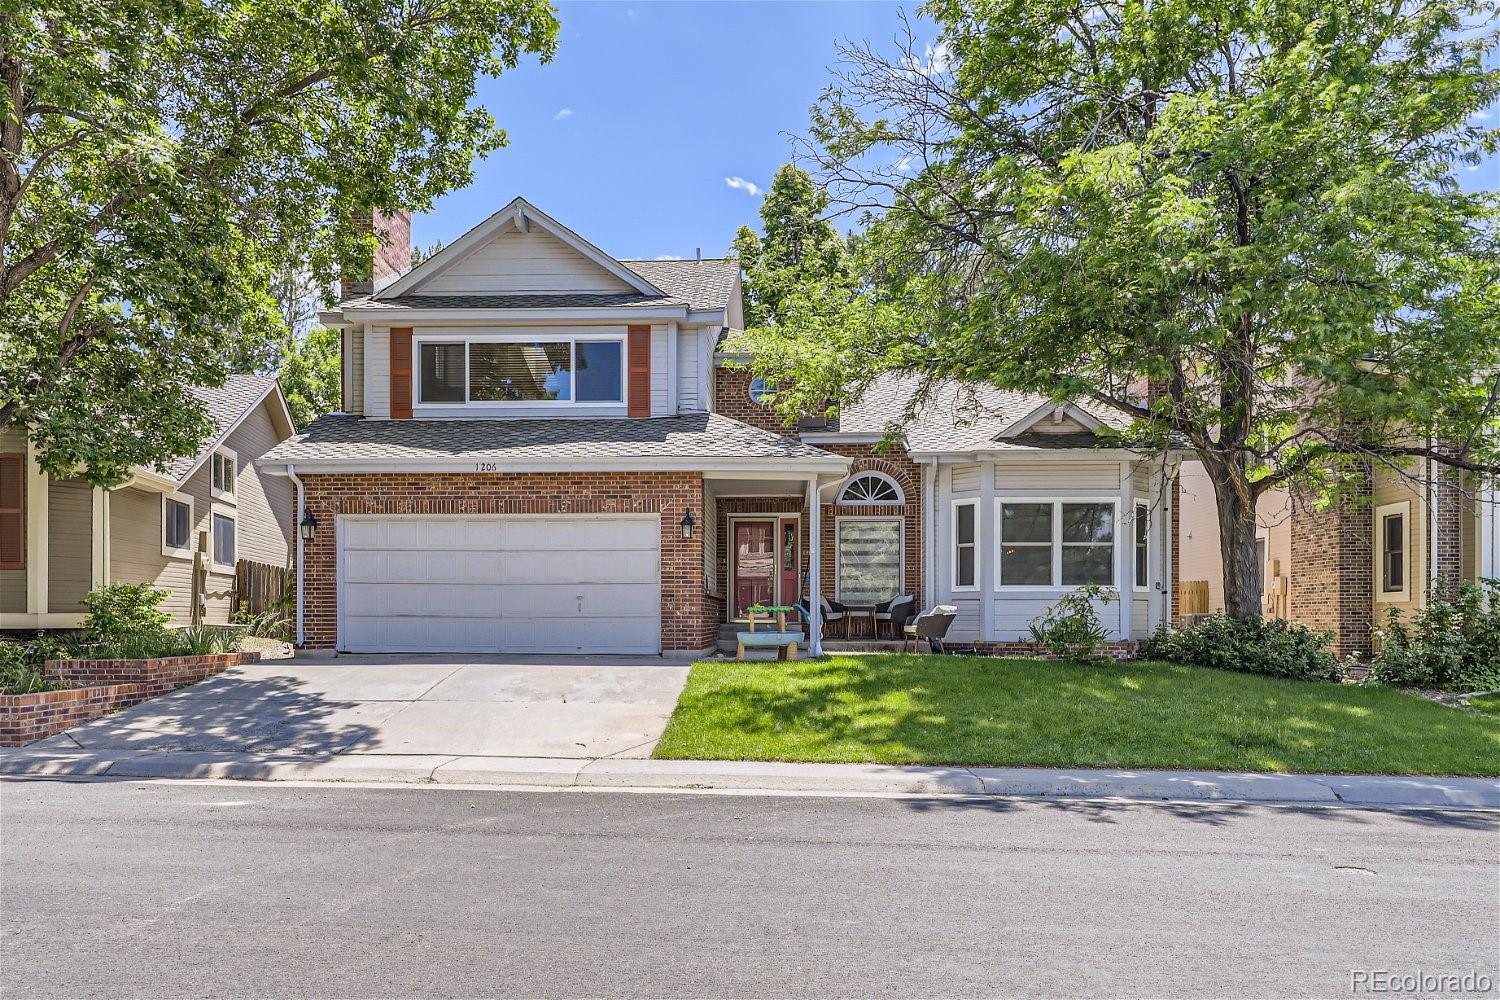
[475,462,499,472]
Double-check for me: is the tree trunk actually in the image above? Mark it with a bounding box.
[1203,457,1263,622]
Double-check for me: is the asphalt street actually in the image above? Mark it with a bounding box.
[2,779,1496,998]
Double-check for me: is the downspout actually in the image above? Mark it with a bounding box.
[923,458,938,610]
[287,465,306,648]
[1163,461,1174,630]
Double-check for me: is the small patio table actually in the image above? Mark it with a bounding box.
[746,604,795,633]
[843,606,875,639]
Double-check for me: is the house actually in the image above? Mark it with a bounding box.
[1177,458,1499,657]
[0,375,297,629]
[260,197,1178,655]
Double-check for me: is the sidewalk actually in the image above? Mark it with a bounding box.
[2,747,1496,809]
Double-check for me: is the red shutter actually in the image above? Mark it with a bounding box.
[0,453,24,570]
[390,327,413,419]
[627,325,651,418]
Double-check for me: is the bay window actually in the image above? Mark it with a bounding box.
[997,499,1117,588]
[952,499,978,590]
[836,518,903,605]
[1133,501,1150,592]
[416,335,625,406]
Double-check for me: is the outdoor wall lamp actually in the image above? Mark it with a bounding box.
[680,508,696,540]
[299,509,318,542]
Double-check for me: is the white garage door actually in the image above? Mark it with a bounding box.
[338,516,661,654]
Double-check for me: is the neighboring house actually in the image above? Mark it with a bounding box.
[1177,457,1499,657]
[0,376,296,629]
[262,197,1179,656]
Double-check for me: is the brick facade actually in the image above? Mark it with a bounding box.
[1288,476,1374,659]
[712,368,807,439]
[298,472,716,652]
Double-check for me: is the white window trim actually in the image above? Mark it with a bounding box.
[951,498,980,592]
[161,491,195,560]
[209,503,238,575]
[1375,500,1411,603]
[748,377,777,405]
[1133,500,1151,593]
[994,497,1120,591]
[210,446,237,503]
[834,515,905,606]
[837,471,905,506]
[413,331,628,408]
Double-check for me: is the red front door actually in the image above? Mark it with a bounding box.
[733,521,776,618]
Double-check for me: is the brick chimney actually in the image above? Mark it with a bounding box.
[340,208,412,301]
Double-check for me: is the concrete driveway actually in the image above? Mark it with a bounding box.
[40,655,694,761]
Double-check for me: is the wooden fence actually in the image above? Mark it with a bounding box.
[233,560,290,617]
[1179,580,1212,616]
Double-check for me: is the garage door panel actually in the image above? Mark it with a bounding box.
[339,515,661,654]
[498,518,657,551]
[495,582,661,618]
[503,549,657,585]
[498,616,658,654]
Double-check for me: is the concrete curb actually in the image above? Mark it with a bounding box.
[1,749,1496,809]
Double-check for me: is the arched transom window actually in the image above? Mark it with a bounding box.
[839,472,904,505]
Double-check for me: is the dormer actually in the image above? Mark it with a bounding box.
[321,198,742,420]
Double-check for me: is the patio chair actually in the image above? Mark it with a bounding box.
[873,594,916,639]
[796,596,847,637]
[903,605,958,654]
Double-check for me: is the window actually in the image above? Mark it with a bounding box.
[1133,502,1150,592]
[838,473,904,505]
[952,499,978,590]
[211,508,236,571]
[210,448,236,500]
[1375,501,1409,602]
[416,337,625,406]
[162,492,193,559]
[997,499,1118,588]
[748,378,777,405]
[836,518,902,605]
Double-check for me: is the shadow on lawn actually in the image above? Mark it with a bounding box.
[900,795,1500,831]
[678,655,1500,775]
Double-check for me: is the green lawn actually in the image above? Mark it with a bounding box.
[653,655,1500,776]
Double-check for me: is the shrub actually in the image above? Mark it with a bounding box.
[0,639,63,694]
[1142,614,1343,682]
[1370,579,1500,692]
[1029,586,1116,663]
[81,583,172,647]
[179,626,239,656]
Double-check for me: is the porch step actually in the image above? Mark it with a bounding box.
[823,640,907,653]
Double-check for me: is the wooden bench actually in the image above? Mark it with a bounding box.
[735,630,801,660]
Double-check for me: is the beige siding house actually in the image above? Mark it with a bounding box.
[0,375,296,629]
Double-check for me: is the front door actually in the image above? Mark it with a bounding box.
[732,521,775,618]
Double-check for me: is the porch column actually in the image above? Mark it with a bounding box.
[806,475,822,657]
[24,437,47,616]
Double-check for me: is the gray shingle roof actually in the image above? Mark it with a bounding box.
[365,292,687,310]
[620,259,739,313]
[165,374,280,481]
[834,373,1130,453]
[260,412,839,466]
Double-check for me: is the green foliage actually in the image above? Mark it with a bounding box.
[1370,579,1500,692]
[1028,585,1116,662]
[739,0,1500,618]
[0,639,65,694]
[1142,615,1344,682]
[178,626,240,656]
[0,0,559,485]
[279,327,342,428]
[80,583,171,647]
[730,164,854,330]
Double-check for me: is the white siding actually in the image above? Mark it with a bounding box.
[702,491,718,592]
[993,461,1120,491]
[415,226,637,295]
[951,464,980,494]
[47,478,92,613]
[677,327,704,411]
[650,323,670,416]
[344,328,364,415]
[364,327,390,418]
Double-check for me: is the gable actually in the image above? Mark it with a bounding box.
[414,219,640,295]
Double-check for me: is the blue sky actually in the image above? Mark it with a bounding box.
[417,1,917,261]
[416,1,1497,260]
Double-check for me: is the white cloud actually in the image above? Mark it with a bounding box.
[725,176,761,196]
[901,40,952,78]
[895,154,915,173]
[653,254,685,260]
[553,107,574,120]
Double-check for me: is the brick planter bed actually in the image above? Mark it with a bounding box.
[0,651,260,747]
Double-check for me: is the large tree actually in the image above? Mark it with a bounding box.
[732,163,854,331]
[0,0,557,485]
[734,0,1500,620]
